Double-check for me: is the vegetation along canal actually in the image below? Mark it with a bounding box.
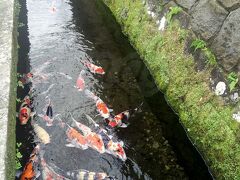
[16,0,212,179]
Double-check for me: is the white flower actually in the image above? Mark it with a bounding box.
[215,81,226,95]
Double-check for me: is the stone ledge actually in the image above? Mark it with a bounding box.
[0,0,17,179]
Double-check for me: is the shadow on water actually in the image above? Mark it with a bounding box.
[16,0,35,171]
[16,0,212,179]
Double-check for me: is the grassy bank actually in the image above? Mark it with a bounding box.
[100,0,240,179]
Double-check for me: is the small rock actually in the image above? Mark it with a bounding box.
[230,92,239,102]
[215,81,226,95]
[165,165,170,170]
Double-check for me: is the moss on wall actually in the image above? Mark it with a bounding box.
[100,0,240,179]
[5,0,19,179]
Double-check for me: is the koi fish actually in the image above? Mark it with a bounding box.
[75,70,85,91]
[66,169,113,180]
[71,115,105,154]
[33,123,51,144]
[66,127,88,150]
[20,145,40,180]
[57,119,88,150]
[106,111,130,128]
[83,61,105,75]
[85,114,127,161]
[107,140,127,161]
[19,72,33,85]
[18,96,34,125]
[96,99,111,119]
[84,89,111,119]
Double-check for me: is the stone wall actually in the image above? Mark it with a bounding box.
[149,0,240,86]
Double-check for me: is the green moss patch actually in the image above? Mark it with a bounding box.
[101,0,240,179]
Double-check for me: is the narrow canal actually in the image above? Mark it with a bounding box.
[16,0,212,179]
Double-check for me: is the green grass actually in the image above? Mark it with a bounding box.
[102,0,240,178]
[166,6,182,22]
[228,72,239,92]
[15,143,22,170]
[191,39,206,51]
[191,39,217,66]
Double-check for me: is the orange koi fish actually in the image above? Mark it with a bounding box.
[66,127,88,150]
[71,115,105,154]
[56,118,88,150]
[84,89,111,119]
[20,145,40,180]
[75,70,85,91]
[85,114,127,161]
[83,61,105,75]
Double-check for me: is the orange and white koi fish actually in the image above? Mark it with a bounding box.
[58,119,88,150]
[66,127,88,150]
[106,111,130,128]
[71,115,105,154]
[85,114,127,161]
[107,140,127,161]
[83,61,105,75]
[66,169,113,180]
[20,145,41,180]
[84,89,111,119]
[75,70,85,91]
[18,96,35,125]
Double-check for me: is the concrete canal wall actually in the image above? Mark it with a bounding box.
[0,0,18,179]
[100,0,240,179]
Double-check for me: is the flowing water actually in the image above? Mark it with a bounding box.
[16,0,212,179]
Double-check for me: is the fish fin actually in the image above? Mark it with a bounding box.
[119,141,124,146]
[120,123,128,128]
[65,143,75,148]
[30,111,36,117]
[38,114,44,118]
[108,135,113,139]
[82,145,89,150]
[109,109,114,112]
[15,170,22,178]
[46,122,53,127]
[35,170,41,179]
